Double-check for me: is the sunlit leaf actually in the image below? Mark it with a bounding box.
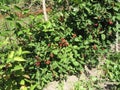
[8,51,14,59]
[14,57,26,61]
[20,80,25,85]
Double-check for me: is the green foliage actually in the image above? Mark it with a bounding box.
[0,0,120,89]
[0,0,22,4]
[103,52,120,89]
[74,77,101,90]
[0,47,30,89]
[104,52,120,82]
[66,0,120,67]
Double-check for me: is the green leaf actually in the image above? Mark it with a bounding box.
[0,38,9,46]
[0,65,4,69]
[73,61,79,66]
[14,5,22,11]
[58,0,62,3]
[54,37,60,41]
[113,7,119,11]
[74,38,79,42]
[22,51,31,54]
[0,5,9,10]
[73,45,78,49]
[20,86,27,90]
[52,61,59,69]
[71,59,79,66]
[88,35,93,40]
[11,65,23,72]
[13,57,26,61]
[116,14,120,20]
[46,21,52,28]
[5,17,13,21]
[101,34,106,40]
[20,80,25,85]
[43,29,54,32]
[18,31,23,36]
[84,40,89,45]
[8,51,14,59]
[53,49,59,55]
[30,84,38,90]
[17,47,22,56]
[0,72,4,76]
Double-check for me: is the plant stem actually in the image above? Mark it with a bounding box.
[42,0,48,21]
[116,22,119,52]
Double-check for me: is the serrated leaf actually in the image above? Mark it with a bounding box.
[14,57,26,61]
